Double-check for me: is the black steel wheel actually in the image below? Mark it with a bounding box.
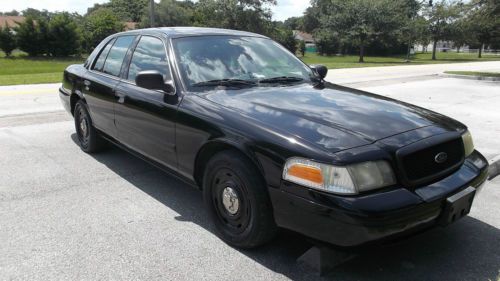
[203,150,277,248]
[74,100,106,153]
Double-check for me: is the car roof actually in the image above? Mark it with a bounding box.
[117,27,269,39]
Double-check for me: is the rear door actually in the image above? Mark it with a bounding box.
[83,36,136,138]
[114,35,180,171]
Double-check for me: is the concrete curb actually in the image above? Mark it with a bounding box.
[441,74,500,82]
[297,246,357,276]
[488,155,500,180]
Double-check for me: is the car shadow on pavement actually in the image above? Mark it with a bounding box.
[73,136,500,281]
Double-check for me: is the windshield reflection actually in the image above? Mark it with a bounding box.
[172,36,314,90]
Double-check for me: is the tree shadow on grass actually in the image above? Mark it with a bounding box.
[72,135,500,281]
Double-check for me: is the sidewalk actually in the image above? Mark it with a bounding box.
[326,61,500,84]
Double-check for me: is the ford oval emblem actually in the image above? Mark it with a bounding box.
[435,152,448,164]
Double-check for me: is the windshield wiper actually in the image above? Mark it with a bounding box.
[258,76,304,84]
[192,79,257,88]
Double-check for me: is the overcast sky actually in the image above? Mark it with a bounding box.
[0,0,309,21]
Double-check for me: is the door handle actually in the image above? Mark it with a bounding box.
[116,92,126,104]
[83,80,91,91]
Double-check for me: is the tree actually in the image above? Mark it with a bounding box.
[193,0,298,53]
[86,3,111,16]
[47,13,81,56]
[423,0,462,60]
[313,0,404,62]
[314,30,340,55]
[270,26,297,54]
[37,17,51,56]
[466,0,500,58]
[414,17,432,53]
[13,12,84,57]
[0,23,16,57]
[14,17,45,56]
[0,10,20,16]
[108,0,149,22]
[195,0,276,35]
[284,17,303,30]
[400,15,431,59]
[22,8,52,19]
[298,40,306,56]
[83,8,124,52]
[450,15,474,53]
[395,0,432,61]
[302,6,321,33]
[86,0,148,22]
[140,0,194,28]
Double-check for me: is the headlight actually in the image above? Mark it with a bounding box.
[462,130,474,157]
[282,158,396,195]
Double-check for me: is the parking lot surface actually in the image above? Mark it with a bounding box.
[0,67,499,280]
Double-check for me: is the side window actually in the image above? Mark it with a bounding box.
[102,36,136,77]
[92,39,115,72]
[127,36,171,83]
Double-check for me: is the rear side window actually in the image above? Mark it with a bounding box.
[127,36,171,83]
[102,36,136,77]
[93,39,115,72]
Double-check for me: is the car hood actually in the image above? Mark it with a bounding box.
[198,83,463,153]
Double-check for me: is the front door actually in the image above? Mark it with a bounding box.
[114,36,180,171]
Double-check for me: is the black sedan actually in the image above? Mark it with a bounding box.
[60,27,489,249]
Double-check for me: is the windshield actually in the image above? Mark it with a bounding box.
[172,36,314,90]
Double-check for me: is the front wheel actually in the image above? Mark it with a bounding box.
[203,150,277,248]
[74,100,106,153]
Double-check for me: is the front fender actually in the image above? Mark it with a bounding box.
[175,95,330,189]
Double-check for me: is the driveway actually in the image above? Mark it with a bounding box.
[0,63,499,280]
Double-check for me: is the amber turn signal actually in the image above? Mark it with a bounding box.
[286,164,324,185]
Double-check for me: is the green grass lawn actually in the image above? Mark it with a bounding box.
[301,52,500,69]
[0,51,83,86]
[444,71,500,78]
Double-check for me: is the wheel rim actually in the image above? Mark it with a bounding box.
[76,106,90,147]
[211,168,251,235]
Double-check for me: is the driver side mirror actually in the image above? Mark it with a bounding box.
[136,70,175,95]
[310,65,328,80]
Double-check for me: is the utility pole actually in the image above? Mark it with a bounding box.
[149,0,155,27]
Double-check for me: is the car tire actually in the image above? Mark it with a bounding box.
[74,100,106,153]
[203,150,278,249]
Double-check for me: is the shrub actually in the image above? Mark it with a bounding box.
[15,17,44,56]
[0,23,16,57]
[47,13,81,56]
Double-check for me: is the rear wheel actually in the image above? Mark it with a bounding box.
[203,150,277,248]
[74,100,106,153]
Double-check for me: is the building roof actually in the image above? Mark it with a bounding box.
[293,30,314,43]
[0,16,25,29]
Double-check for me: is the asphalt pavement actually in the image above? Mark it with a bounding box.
[0,63,499,280]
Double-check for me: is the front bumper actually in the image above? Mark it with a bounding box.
[270,150,489,247]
